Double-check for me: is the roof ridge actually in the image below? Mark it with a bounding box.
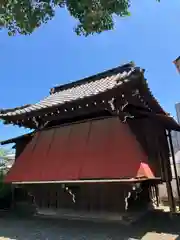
[50,62,136,94]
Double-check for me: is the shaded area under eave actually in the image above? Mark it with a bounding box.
[122,104,180,132]
[5,117,155,183]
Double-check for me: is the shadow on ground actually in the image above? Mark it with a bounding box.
[0,211,180,239]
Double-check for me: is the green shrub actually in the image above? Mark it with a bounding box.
[0,172,11,199]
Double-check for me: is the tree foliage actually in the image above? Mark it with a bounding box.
[0,148,13,199]
[0,148,13,168]
[0,0,132,36]
[0,0,161,36]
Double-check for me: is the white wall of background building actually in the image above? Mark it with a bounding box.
[171,103,180,153]
[175,103,180,123]
[171,102,180,177]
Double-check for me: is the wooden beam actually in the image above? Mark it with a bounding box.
[126,108,180,131]
[12,178,160,184]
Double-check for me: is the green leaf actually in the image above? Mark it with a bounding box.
[0,0,160,36]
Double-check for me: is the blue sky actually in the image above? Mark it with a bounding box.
[0,0,180,144]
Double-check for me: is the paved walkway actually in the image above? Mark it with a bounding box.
[0,211,179,239]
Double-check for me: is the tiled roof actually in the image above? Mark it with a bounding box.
[0,63,138,118]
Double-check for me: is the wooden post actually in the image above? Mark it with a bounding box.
[11,184,15,210]
[166,180,175,214]
[160,150,175,213]
[168,130,180,210]
[154,185,159,207]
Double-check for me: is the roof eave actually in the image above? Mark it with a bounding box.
[0,132,34,145]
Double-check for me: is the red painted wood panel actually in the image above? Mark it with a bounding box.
[5,117,155,183]
[81,117,153,179]
[32,129,55,181]
[46,122,90,181]
[5,133,39,182]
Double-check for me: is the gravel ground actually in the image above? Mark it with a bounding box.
[0,211,179,240]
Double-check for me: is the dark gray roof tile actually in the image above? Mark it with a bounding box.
[0,66,136,118]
